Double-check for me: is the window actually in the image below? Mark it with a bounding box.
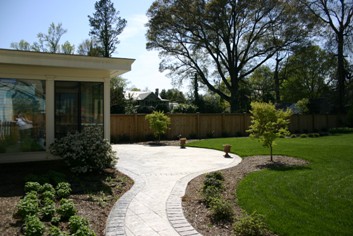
[0,78,46,153]
[55,81,103,138]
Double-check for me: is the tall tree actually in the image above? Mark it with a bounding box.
[88,0,127,57]
[248,66,275,102]
[77,39,101,56]
[301,0,353,112]
[281,45,336,103]
[146,0,312,112]
[37,22,67,53]
[11,22,68,53]
[61,41,75,54]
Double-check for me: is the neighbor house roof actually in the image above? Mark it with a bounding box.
[124,91,154,101]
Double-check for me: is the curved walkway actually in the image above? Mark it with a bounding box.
[105,145,242,236]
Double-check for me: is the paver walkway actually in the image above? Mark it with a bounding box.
[105,144,242,236]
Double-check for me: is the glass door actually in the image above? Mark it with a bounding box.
[55,82,79,138]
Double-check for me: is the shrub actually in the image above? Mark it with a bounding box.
[24,182,42,193]
[69,215,95,236]
[209,197,234,223]
[57,199,76,221]
[16,192,40,218]
[42,190,55,201]
[49,226,69,236]
[145,111,171,142]
[40,198,56,221]
[300,133,308,138]
[49,126,117,173]
[23,214,45,236]
[233,212,269,236]
[41,183,55,193]
[203,186,222,207]
[56,182,72,199]
[203,172,224,193]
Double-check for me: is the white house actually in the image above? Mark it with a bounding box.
[0,49,134,163]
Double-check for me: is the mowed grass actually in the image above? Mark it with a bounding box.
[188,134,353,235]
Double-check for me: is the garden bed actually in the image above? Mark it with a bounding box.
[0,160,133,235]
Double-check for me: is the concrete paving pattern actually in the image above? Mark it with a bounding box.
[105,144,242,236]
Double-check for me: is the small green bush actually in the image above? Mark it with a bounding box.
[69,215,89,233]
[41,183,55,193]
[40,198,56,221]
[203,186,222,207]
[23,214,45,236]
[203,172,224,193]
[233,212,268,236]
[57,199,76,221]
[329,127,353,134]
[49,126,117,173]
[24,182,42,193]
[209,197,234,223]
[300,133,308,138]
[49,226,69,236]
[56,182,72,199]
[42,190,55,201]
[16,192,40,218]
[71,225,96,236]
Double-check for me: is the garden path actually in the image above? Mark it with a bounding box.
[105,144,241,236]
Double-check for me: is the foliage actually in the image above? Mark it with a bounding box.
[23,214,45,236]
[300,0,353,112]
[233,212,269,236]
[145,111,171,142]
[295,98,309,114]
[40,198,56,221]
[202,172,224,207]
[69,215,96,236]
[57,199,76,221]
[209,197,234,223]
[247,102,292,161]
[280,45,336,104]
[146,0,312,112]
[11,22,67,53]
[88,0,127,57]
[24,182,42,193]
[16,191,40,218]
[248,66,275,103]
[56,182,72,199]
[49,126,117,173]
[110,76,129,114]
[49,226,69,236]
[171,103,198,113]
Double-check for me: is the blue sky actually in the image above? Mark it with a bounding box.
[0,0,179,92]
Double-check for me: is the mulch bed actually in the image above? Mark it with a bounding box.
[0,160,133,236]
[182,155,308,236]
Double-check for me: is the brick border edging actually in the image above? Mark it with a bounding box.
[105,167,146,236]
[166,156,242,236]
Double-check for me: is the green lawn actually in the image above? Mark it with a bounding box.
[188,134,353,235]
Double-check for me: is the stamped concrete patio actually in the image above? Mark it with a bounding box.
[105,144,242,236]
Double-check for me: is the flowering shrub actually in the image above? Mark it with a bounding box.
[49,127,117,173]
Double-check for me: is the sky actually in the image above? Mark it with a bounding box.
[0,0,183,92]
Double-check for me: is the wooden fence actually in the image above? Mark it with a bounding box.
[110,113,347,142]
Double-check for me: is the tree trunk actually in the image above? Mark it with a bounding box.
[337,32,346,113]
[274,55,282,103]
[270,145,273,162]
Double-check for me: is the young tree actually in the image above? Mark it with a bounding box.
[77,39,101,56]
[61,41,75,54]
[88,0,127,57]
[146,0,312,112]
[145,111,171,142]
[247,102,292,161]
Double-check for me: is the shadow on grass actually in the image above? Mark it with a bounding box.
[256,162,311,171]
